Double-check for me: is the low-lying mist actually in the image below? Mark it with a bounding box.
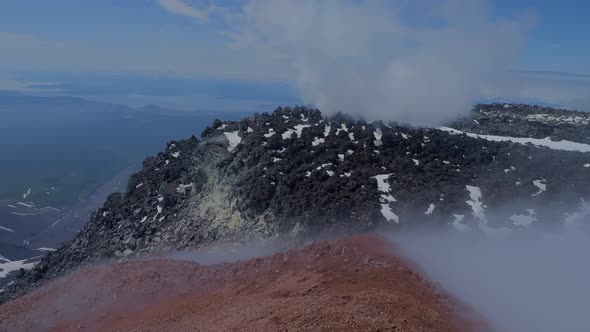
[385,229,590,332]
[165,240,286,265]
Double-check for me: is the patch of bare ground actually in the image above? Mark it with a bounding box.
[0,234,489,331]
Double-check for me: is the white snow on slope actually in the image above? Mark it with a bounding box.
[425,203,436,215]
[264,128,275,138]
[465,186,486,221]
[335,124,348,135]
[465,185,510,236]
[0,257,39,278]
[372,174,399,223]
[412,159,420,166]
[440,127,590,153]
[380,204,399,223]
[223,131,242,152]
[311,137,325,146]
[373,174,392,192]
[532,179,547,196]
[526,113,589,125]
[373,128,382,146]
[324,125,331,137]
[282,124,310,139]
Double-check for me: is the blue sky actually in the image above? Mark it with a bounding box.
[0,0,588,114]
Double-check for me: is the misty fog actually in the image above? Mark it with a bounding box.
[234,0,533,126]
[386,228,590,332]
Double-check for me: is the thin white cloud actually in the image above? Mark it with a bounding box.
[230,0,535,125]
[0,31,288,81]
[2,1,589,116]
[157,0,210,22]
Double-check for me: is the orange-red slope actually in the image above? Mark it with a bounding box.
[0,234,487,331]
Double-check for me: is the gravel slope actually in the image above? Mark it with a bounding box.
[0,234,488,331]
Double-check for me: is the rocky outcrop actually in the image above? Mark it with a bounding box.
[451,103,590,144]
[2,105,590,303]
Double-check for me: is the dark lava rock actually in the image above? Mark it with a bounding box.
[2,105,590,303]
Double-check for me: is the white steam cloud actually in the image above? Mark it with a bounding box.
[387,230,590,332]
[232,0,532,125]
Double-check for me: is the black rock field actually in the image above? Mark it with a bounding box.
[2,104,590,303]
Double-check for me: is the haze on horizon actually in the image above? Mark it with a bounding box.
[0,0,589,123]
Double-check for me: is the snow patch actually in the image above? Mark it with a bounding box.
[311,137,325,146]
[465,186,510,236]
[373,128,382,146]
[440,127,590,153]
[380,204,399,223]
[0,257,39,278]
[264,128,275,138]
[425,204,436,215]
[282,124,310,139]
[532,179,547,196]
[372,174,392,193]
[223,131,242,152]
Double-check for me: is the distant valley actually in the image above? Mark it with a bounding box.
[0,94,249,283]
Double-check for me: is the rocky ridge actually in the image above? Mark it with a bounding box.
[2,105,590,303]
[451,103,590,144]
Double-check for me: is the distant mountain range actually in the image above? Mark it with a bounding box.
[2,103,589,302]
